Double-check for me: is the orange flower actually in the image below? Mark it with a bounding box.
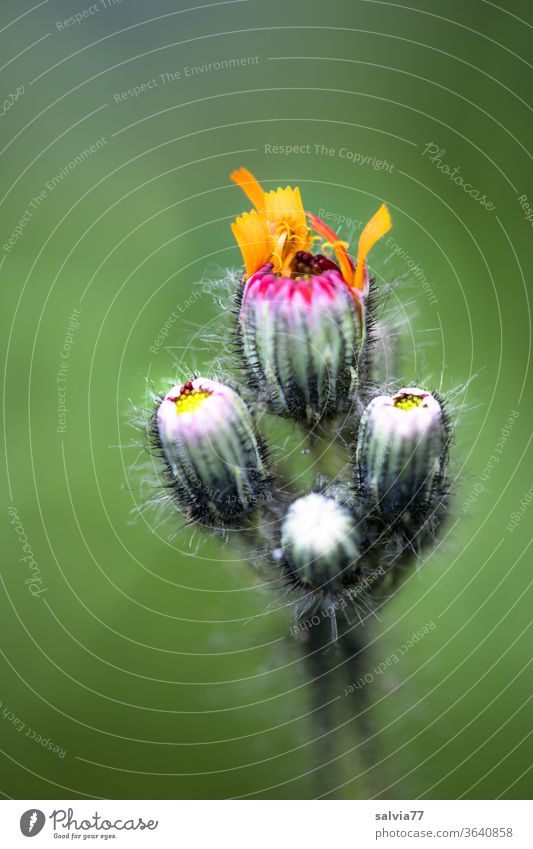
[230,167,392,297]
[231,167,311,277]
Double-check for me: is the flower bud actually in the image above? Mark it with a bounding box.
[155,378,268,526]
[357,388,447,526]
[239,265,361,421]
[280,493,361,590]
[230,167,392,422]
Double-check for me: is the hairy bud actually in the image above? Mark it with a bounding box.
[357,388,448,529]
[238,264,361,421]
[155,378,269,525]
[230,167,391,423]
[280,493,361,590]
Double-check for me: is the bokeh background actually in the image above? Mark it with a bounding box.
[1,0,532,800]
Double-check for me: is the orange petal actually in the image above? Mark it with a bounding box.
[264,186,307,232]
[231,210,271,277]
[353,203,392,294]
[308,213,353,288]
[230,167,265,212]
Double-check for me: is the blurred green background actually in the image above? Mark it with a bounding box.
[1,0,532,800]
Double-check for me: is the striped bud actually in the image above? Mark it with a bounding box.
[238,262,361,421]
[357,388,447,527]
[280,493,360,590]
[155,378,268,525]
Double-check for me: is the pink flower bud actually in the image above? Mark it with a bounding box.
[155,378,269,525]
[357,388,448,527]
[239,263,361,421]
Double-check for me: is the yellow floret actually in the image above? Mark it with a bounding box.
[175,389,211,415]
[394,394,424,411]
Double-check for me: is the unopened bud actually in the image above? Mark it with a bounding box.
[155,378,269,525]
[357,388,448,526]
[239,266,361,422]
[280,493,360,590]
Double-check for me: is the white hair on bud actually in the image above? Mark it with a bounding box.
[281,493,360,590]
